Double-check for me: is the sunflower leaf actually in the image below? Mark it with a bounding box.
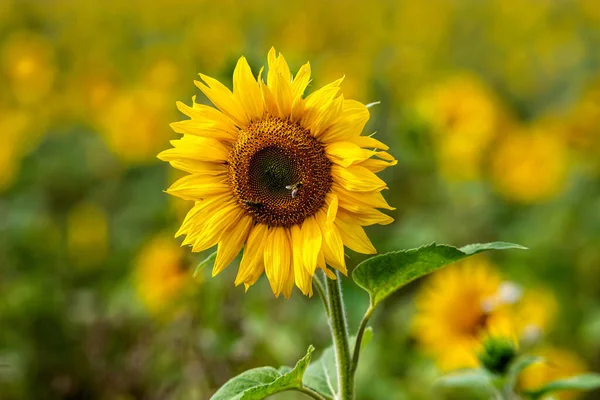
[523,373,600,399]
[352,242,527,308]
[193,251,217,278]
[434,369,500,400]
[210,345,314,400]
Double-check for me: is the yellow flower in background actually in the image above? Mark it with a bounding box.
[413,257,514,370]
[413,257,557,371]
[415,74,505,181]
[134,236,188,316]
[491,126,569,204]
[100,87,174,165]
[159,48,396,298]
[1,31,56,106]
[519,347,588,400]
[67,202,109,268]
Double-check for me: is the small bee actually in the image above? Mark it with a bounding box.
[242,200,263,209]
[285,182,303,199]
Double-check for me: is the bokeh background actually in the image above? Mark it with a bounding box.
[1,0,600,399]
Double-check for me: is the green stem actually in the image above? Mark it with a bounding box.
[313,272,330,316]
[293,386,332,400]
[350,305,374,376]
[326,271,353,400]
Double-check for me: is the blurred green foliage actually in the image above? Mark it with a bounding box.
[1,0,599,399]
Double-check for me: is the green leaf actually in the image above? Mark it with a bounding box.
[504,355,543,394]
[352,242,527,307]
[210,346,314,400]
[525,373,600,399]
[434,369,499,400]
[193,251,217,278]
[303,333,373,397]
[304,345,337,397]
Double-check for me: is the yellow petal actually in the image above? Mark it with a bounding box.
[331,164,387,192]
[338,208,394,226]
[233,56,265,121]
[212,214,253,276]
[359,157,398,173]
[353,134,389,151]
[166,174,230,201]
[264,227,291,297]
[290,224,313,296]
[195,74,249,128]
[166,159,228,175]
[176,98,238,133]
[290,62,311,121]
[157,135,230,164]
[325,141,371,167]
[235,223,268,286]
[190,203,242,252]
[170,120,237,142]
[300,216,322,275]
[300,77,344,130]
[316,209,347,275]
[320,99,370,143]
[335,214,377,254]
[332,183,395,210]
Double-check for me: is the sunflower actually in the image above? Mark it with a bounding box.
[412,257,519,371]
[159,48,395,298]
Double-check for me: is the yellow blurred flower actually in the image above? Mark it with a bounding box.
[134,236,188,316]
[2,31,56,105]
[99,87,174,165]
[67,202,109,268]
[413,257,515,371]
[413,257,557,371]
[415,74,506,181]
[519,347,588,400]
[490,126,569,204]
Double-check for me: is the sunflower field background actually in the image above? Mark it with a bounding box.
[1,0,600,399]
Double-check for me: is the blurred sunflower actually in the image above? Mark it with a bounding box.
[490,126,569,204]
[415,74,505,181]
[134,236,188,316]
[519,347,587,400]
[159,48,395,298]
[413,257,516,370]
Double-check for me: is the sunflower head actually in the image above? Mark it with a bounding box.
[158,48,396,298]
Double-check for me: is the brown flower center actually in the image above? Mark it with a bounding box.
[228,116,332,227]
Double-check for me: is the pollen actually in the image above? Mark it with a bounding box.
[228,116,332,227]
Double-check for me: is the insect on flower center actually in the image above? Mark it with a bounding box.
[229,116,332,227]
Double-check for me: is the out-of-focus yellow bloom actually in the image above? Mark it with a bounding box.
[490,126,569,204]
[1,32,56,105]
[413,257,515,371]
[134,236,187,316]
[99,88,174,165]
[519,347,588,400]
[565,80,600,172]
[415,74,506,181]
[414,257,557,371]
[67,202,109,268]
